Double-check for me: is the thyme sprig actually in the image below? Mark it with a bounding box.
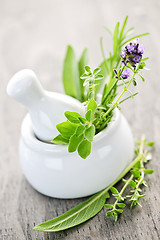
[105,136,154,221]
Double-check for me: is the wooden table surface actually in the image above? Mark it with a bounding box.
[1,0,160,239]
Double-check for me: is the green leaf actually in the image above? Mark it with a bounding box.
[63,45,82,101]
[138,62,146,70]
[93,67,101,75]
[119,16,128,41]
[33,191,110,232]
[85,65,91,73]
[113,213,118,221]
[132,79,137,86]
[113,22,120,56]
[144,169,154,174]
[76,125,85,136]
[52,135,69,145]
[87,99,97,118]
[104,204,113,209]
[79,117,87,124]
[131,169,141,178]
[85,110,92,122]
[78,139,91,159]
[115,209,123,214]
[56,121,77,139]
[116,203,126,208]
[65,111,81,123]
[79,48,89,100]
[95,74,104,80]
[129,180,136,189]
[121,33,149,47]
[110,187,119,194]
[138,74,145,82]
[68,133,84,152]
[85,125,95,142]
[145,141,155,147]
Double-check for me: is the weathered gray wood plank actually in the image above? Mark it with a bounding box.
[0,0,160,239]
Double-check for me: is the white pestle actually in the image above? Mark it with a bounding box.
[7,69,84,142]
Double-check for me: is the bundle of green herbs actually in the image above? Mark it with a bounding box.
[52,16,149,159]
[33,17,154,232]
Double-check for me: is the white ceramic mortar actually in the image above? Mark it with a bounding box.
[19,108,134,199]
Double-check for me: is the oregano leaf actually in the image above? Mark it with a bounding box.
[85,110,92,122]
[56,121,77,139]
[68,134,84,152]
[84,125,95,142]
[76,125,85,137]
[52,135,69,145]
[65,111,81,124]
[78,139,91,159]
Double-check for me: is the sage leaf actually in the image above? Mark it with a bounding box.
[63,45,82,101]
[33,191,109,232]
[56,121,77,139]
[65,111,81,124]
[52,135,69,145]
[85,125,95,142]
[68,133,84,152]
[78,139,91,159]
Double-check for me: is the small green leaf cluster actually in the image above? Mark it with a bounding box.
[52,99,97,159]
[81,65,103,100]
[105,137,154,221]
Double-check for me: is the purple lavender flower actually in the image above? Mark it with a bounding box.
[137,45,144,54]
[132,38,139,44]
[132,55,141,63]
[121,69,130,79]
[126,42,136,54]
[120,50,126,59]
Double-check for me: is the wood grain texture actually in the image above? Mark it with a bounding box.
[0,0,160,239]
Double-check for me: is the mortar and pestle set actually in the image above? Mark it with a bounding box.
[7,69,134,199]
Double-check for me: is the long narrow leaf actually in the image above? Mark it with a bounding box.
[33,191,109,232]
[121,33,149,47]
[113,22,120,56]
[119,16,128,41]
[63,46,82,101]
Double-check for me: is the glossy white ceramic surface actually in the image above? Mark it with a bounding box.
[19,108,134,199]
[7,69,84,142]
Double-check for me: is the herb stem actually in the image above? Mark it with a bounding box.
[103,71,136,118]
[113,174,133,210]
